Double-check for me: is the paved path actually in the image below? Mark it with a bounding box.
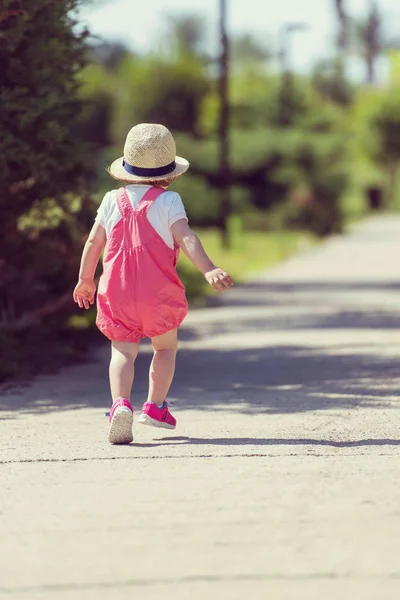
[2,215,400,599]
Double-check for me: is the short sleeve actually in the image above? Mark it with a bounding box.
[95,191,115,230]
[167,192,188,228]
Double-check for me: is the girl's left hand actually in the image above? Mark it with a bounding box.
[73,279,96,309]
[205,268,234,292]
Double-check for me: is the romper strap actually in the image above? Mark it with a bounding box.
[115,187,133,218]
[136,186,165,216]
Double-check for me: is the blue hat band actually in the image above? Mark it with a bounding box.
[122,159,176,177]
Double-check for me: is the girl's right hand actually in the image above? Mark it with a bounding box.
[205,268,234,292]
[73,278,96,309]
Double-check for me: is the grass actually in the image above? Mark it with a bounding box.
[178,225,315,305]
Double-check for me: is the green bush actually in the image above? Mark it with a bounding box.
[111,55,209,142]
[0,0,96,333]
[229,71,313,129]
[76,64,115,149]
[171,174,219,226]
[372,89,400,160]
[174,126,349,236]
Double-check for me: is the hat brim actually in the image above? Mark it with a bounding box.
[108,155,189,183]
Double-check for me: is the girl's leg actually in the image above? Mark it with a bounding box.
[109,341,139,401]
[148,329,178,406]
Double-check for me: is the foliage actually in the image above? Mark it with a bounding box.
[370,86,400,203]
[372,88,400,161]
[77,63,115,148]
[335,0,400,85]
[230,33,271,66]
[163,13,208,61]
[174,119,349,236]
[275,74,312,127]
[171,174,220,226]
[111,55,210,141]
[88,41,131,71]
[229,71,312,130]
[312,59,354,106]
[3,4,400,381]
[0,0,95,329]
[284,134,349,236]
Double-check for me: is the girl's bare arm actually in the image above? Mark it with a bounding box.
[73,223,106,309]
[171,219,233,292]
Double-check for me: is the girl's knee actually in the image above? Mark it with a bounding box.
[151,329,178,352]
[111,341,139,360]
[152,347,177,360]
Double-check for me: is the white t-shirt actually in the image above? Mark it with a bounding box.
[95,185,188,249]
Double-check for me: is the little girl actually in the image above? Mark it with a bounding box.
[73,123,233,445]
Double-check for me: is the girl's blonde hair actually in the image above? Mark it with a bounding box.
[106,166,179,190]
[111,175,179,190]
[138,177,176,189]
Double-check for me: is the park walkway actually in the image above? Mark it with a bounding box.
[1,215,400,599]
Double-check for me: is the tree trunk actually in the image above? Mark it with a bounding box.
[388,163,398,207]
[366,52,375,84]
[364,2,380,85]
[218,0,230,249]
[333,0,348,53]
[333,0,349,87]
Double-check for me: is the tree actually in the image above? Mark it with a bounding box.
[230,33,271,67]
[352,1,382,84]
[333,0,349,56]
[218,0,231,248]
[350,1,400,85]
[364,2,381,84]
[165,13,208,60]
[114,55,209,139]
[372,89,400,202]
[331,0,351,102]
[89,41,131,71]
[77,63,114,148]
[312,58,354,106]
[0,0,95,330]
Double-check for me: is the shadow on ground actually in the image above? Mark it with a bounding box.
[1,278,400,417]
[137,436,400,448]
[211,279,400,309]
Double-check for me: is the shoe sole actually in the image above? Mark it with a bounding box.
[138,414,176,430]
[108,409,133,444]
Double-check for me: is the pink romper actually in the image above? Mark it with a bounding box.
[96,186,188,342]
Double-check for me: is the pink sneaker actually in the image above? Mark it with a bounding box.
[138,401,176,430]
[108,397,134,444]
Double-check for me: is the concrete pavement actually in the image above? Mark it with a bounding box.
[1,215,400,599]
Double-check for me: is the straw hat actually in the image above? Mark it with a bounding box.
[109,123,189,183]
